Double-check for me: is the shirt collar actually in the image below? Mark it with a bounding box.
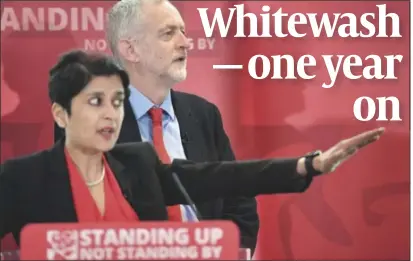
[128,85,175,120]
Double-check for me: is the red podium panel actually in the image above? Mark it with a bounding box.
[19,221,239,260]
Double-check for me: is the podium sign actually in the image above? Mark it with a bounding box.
[19,221,239,260]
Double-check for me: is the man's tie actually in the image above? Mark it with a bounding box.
[149,107,183,221]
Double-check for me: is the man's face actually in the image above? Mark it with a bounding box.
[135,1,189,84]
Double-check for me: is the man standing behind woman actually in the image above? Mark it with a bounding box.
[55,0,260,252]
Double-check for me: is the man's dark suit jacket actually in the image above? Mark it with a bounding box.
[0,139,313,245]
[53,90,278,250]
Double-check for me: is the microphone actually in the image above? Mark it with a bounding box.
[171,172,203,221]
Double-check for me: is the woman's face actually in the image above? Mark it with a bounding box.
[55,75,126,153]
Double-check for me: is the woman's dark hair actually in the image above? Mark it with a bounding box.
[48,49,130,114]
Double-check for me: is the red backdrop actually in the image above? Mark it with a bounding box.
[1,1,409,260]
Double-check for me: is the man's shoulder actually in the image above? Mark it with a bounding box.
[173,91,219,111]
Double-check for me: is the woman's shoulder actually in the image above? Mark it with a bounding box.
[111,141,156,156]
[2,148,49,166]
[109,141,159,166]
[0,148,50,182]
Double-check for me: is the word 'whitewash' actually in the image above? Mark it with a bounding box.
[198,4,401,38]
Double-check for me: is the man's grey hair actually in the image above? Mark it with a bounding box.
[106,0,165,64]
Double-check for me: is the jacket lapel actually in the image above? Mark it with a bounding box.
[118,99,142,143]
[104,152,137,213]
[121,90,203,161]
[46,139,77,222]
[45,138,165,222]
[105,149,168,220]
[171,91,216,217]
[171,90,204,161]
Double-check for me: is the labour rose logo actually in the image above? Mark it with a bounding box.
[46,230,79,260]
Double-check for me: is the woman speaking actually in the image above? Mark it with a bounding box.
[0,50,384,245]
